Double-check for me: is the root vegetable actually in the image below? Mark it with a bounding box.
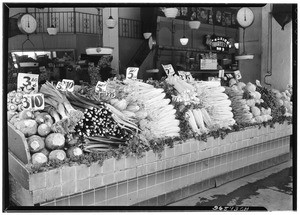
[14,119,38,137]
[7,111,17,121]
[45,133,65,150]
[66,146,83,158]
[27,135,45,153]
[49,150,66,162]
[32,152,48,166]
[19,110,34,120]
[40,148,50,157]
[37,123,51,136]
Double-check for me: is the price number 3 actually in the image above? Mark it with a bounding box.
[126,67,139,80]
[22,94,44,111]
[17,73,39,92]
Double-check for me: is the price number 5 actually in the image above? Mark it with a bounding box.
[126,67,139,80]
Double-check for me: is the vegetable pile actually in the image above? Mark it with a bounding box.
[7,75,293,172]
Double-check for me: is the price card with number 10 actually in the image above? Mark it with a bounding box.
[126,67,139,80]
[22,93,45,111]
[17,73,39,93]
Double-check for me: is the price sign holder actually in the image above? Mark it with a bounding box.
[126,67,139,80]
[17,73,39,93]
[95,81,107,93]
[234,70,242,80]
[22,93,45,111]
[162,64,175,76]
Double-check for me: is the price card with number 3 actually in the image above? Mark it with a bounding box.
[22,93,45,111]
[162,64,175,76]
[126,67,139,80]
[17,73,39,93]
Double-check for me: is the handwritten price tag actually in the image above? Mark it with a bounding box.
[185,72,193,81]
[126,67,139,80]
[162,64,175,76]
[178,71,186,80]
[62,79,75,92]
[56,79,75,92]
[17,73,39,93]
[56,81,66,91]
[234,70,242,80]
[95,81,107,93]
[22,93,44,111]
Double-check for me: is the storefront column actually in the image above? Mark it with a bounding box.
[102,8,119,74]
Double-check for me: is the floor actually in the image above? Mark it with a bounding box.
[168,160,293,211]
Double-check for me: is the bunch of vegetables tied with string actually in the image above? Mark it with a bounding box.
[65,87,140,153]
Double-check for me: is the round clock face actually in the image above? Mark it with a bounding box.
[18,14,37,34]
[236,7,254,28]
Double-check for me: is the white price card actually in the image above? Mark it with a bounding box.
[178,71,186,80]
[22,93,45,111]
[62,79,75,92]
[105,89,116,99]
[95,81,107,93]
[162,64,175,76]
[126,67,139,80]
[218,70,225,78]
[17,73,39,93]
[234,70,242,80]
[185,72,193,81]
[56,81,66,91]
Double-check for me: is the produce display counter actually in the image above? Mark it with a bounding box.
[9,121,292,206]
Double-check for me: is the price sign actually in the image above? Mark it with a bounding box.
[95,81,107,93]
[22,93,44,111]
[162,64,175,76]
[234,70,242,80]
[17,73,39,93]
[56,81,66,91]
[105,90,116,98]
[178,71,186,80]
[126,67,139,80]
[185,72,193,81]
[218,70,225,78]
[62,79,75,92]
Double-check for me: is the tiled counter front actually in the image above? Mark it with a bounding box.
[9,122,292,206]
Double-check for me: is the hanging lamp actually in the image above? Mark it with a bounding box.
[86,8,113,55]
[180,20,188,46]
[188,20,201,29]
[163,8,178,18]
[47,8,58,35]
[106,7,116,29]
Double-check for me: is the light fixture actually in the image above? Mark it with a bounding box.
[143,32,152,39]
[47,8,58,35]
[163,8,178,18]
[86,8,114,55]
[234,42,239,49]
[180,20,189,46]
[188,20,201,29]
[106,8,116,29]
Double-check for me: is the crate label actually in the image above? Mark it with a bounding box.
[17,73,39,93]
[95,81,107,93]
[22,93,44,111]
[162,64,175,76]
[234,70,242,80]
[126,67,139,80]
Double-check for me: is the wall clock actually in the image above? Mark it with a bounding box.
[17,13,37,34]
[236,7,254,28]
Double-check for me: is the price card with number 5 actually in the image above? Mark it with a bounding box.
[22,93,45,111]
[17,73,39,93]
[126,67,139,80]
[56,81,66,91]
[95,81,107,93]
[62,79,75,92]
[162,64,175,76]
